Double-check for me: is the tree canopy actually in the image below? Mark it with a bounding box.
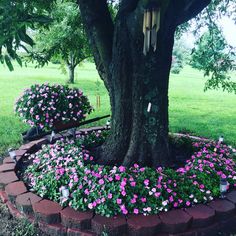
[28,1,91,83]
[1,0,236,91]
[1,0,236,167]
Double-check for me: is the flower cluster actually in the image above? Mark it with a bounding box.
[24,131,236,217]
[15,84,93,130]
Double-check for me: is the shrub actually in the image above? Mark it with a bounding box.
[24,131,236,217]
[15,83,93,130]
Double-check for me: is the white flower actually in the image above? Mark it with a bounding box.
[88,203,93,209]
[152,188,156,193]
[162,200,168,206]
[189,194,194,198]
[194,198,198,203]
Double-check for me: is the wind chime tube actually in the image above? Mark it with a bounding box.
[146,10,151,53]
[143,10,147,55]
[151,9,157,50]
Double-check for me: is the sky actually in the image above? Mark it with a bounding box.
[184,16,236,48]
[219,17,236,47]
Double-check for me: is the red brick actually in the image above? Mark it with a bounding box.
[3,157,21,164]
[5,181,27,203]
[0,163,16,173]
[227,191,236,205]
[67,228,97,236]
[0,171,18,189]
[159,209,192,234]
[15,149,28,157]
[127,214,162,236]
[38,222,67,236]
[19,142,37,152]
[0,190,9,203]
[33,199,62,224]
[16,192,42,215]
[185,204,215,228]
[3,157,15,164]
[32,138,48,147]
[92,215,127,236]
[61,207,93,229]
[208,199,235,220]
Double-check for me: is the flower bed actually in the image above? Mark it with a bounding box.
[23,131,236,218]
[15,84,93,130]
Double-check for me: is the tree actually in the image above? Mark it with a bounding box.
[1,0,236,168]
[171,38,191,74]
[190,27,236,92]
[29,1,91,84]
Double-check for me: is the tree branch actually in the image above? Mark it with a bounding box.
[76,0,114,85]
[175,0,211,26]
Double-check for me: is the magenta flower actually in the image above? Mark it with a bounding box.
[116,199,122,204]
[133,209,139,214]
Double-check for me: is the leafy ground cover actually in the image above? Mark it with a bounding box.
[22,130,236,218]
[0,199,44,236]
[0,63,236,156]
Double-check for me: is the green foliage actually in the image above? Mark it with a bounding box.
[190,27,236,93]
[24,133,236,217]
[171,38,191,74]
[0,0,54,70]
[29,1,91,72]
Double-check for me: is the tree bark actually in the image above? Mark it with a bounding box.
[67,64,75,84]
[77,0,211,168]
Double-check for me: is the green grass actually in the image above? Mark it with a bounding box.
[0,62,235,155]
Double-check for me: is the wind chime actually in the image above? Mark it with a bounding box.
[143,2,161,55]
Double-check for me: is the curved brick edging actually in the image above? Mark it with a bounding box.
[0,126,236,236]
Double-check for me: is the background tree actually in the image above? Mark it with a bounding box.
[190,27,236,92]
[29,1,91,84]
[1,0,236,168]
[171,38,191,74]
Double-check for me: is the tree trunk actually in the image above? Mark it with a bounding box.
[68,64,75,84]
[77,0,211,168]
[94,3,176,168]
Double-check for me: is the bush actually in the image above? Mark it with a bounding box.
[15,84,93,130]
[24,131,236,217]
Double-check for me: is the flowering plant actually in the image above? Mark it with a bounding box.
[24,131,236,217]
[15,84,93,130]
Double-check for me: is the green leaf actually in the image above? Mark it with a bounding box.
[18,30,34,47]
[4,55,14,71]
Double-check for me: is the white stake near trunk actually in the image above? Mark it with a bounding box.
[147,102,152,113]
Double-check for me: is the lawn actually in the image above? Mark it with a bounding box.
[0,62,235,156]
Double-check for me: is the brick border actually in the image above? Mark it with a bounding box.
[0,126,236,235]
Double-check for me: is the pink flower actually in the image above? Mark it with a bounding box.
[186,201,191,206]
[119,166,126,172]
[98,179,104,185]
[144,179,149,186]
[173,202,178,207]
[134,164,139,168]
[199,184,205,189]
[131,198,136,204]
[117,199,122,204]
[141,197,146,203]
[133,208,139,214]
[169,196,174,202]
[108,193,113,199]
[115,175,121,181]
[130,181,136,187]
[155,192,161,198]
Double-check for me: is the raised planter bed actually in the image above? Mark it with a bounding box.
[1,127,236,236]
